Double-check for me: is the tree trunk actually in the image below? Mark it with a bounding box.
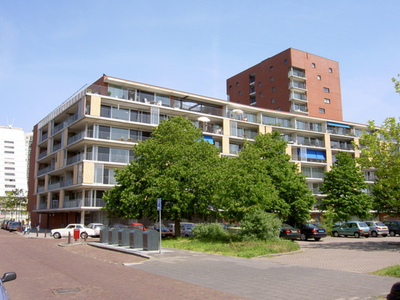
[174,219,181,237]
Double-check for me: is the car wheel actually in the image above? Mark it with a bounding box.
[53,232,61,239]
[80,232,88,239]
[354,232,360,238]
[300,233,308,241]
[333,231,340,237]
[390,231,396,237]
[371,231,378,237]
[314,238,321,241]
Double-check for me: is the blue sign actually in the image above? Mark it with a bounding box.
[157,198,162,211]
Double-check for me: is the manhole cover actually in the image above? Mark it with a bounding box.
[54,288,81,294]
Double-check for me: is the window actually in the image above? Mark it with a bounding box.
[319,108,325,114]
[238,91,242,95]
[270,77,274,82]
[236,82,239,86]
[4,167,15,170]
[229,85,232,90]
[312,63,316,68]
[5,185,16,188]
[324,98,330,104]
[5,173,15,176]
[258,82,262,87]
[271,98,275,103]
[274,108,281,111]
[317,75,321,80]
[259,92,263,97]
[323,87,330,93]
[4,151,14,154]
[5,146,14,149]
[272,87,276,92]
[270,66,273,71]
[284,59,288,64]
[5,179,15,182]
[329,68,333,73]
[4,141,14,144]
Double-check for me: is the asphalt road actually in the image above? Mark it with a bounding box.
[1,230,400,300]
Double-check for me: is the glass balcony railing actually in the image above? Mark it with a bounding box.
[37,165,55,176]
[67,131,85,145]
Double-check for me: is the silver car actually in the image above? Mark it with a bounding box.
[364,221,389,237]
[1,272,16,300]
[332,221,370,238]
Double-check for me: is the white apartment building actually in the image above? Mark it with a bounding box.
[28,74,373,229]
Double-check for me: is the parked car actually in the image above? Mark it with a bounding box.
[364,221,389,237]
[129,223,146,231]
[332,221,370,238]
[180,222,195,237]
[382,220,400,237]
[292,223,327,241]
[0,272,16,300]
[7,221,21,232]
[51,224,95,239]
[279,224,301,240]
[1,220,10,230]
[86,223,105,236]
[149,225,174,238]
[108,223,127,230]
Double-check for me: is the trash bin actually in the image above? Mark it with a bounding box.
[100,227,109,243]
[73,228,80,240]
[129,229,143,249]
[143,229,159,251]
[108,228,119,244]
[118,228,130,246]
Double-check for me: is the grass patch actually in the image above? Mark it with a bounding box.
[371,265,400,278]
[162,237,300,258]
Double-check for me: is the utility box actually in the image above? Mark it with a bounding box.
[143,229,159,251]
[73,228,80,240]
[118,228,130,246]
[100,227,109,243]
[108,228,119,245]
[129,229,143,249]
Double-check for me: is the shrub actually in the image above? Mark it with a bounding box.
[191,222,229,241]
[239,209,281,241]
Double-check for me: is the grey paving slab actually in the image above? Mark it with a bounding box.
[128,241,400,300]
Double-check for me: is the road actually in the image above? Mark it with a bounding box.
[1,230,399,299]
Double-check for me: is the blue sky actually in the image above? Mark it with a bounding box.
[1,1,399,133]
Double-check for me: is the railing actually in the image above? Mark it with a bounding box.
[63,199,83,208]
[67,131,85,145]
[84,198,105,207]
[290,81,307,90]
[61,178,74,187]
[289,70,306,78]
[52,143,61,153]
[291,155,326,163]
[39,203,47,209]
[39,132,48,143]
[48,182,61,190]
[38,151,47,160]
[37,186,45,193]
[66,154,84,166]
[37,165,55,176]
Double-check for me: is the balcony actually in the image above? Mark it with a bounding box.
[66,154,84,166]
[290,91,307,102]
[37,164,55,176]
[84,198,105,207]
[67,131,85,145]
[289,81,307,91]
[39,132,48,143]
[38,151,48,160]
[63,199,83,208]
[291,104,308,114]
[288,69,306,79]
[48,182,61,191]
[37,186,45,193]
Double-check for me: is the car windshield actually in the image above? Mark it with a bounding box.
[306,223,318,228]
[281,224,293,229]
[376,222,386,226]
[94,225,104,229]
[359,222,368,228]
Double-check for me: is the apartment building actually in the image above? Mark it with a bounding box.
[27,73,372,229]
[0,126,30,220]
[227,48,343,121]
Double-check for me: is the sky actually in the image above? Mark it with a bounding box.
[0,1,399,133]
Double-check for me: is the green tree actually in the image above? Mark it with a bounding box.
[357,117,400,215]
[392,74,400,94]
[0,189,27,220]
[219,131,314,223]
[320,152,372,222]
[103,116,221,236]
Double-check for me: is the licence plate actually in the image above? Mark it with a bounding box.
[318,230,324,232]
[292,230,298,233]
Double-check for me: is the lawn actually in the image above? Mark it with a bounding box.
[162,237,300,258]
[371,265,400,278]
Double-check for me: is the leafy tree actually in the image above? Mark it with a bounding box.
[219,131,314,223]
[239,209,281,241]
[320,152,372,222]
[0,189,27,220]
[103,116,221,236]
[357,117,400,215]
[392,74,400,94]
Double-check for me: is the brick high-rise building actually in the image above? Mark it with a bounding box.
[227,48,343,121]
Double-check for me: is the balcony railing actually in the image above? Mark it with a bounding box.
[39,203,47,209]
[288,69,306,78]
[39,132,48,143]
[37,186,45,193]
[66,153,84,166]
[84,198,105,207]
[289,81,307,90]
[37,164,55,176]
[67,131,85,145]
[52,143,62,153]
[63,199,83,208]
[48,182,61,190]
[38,151,47,160]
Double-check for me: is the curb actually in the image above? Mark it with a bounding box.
[253,249,304,259]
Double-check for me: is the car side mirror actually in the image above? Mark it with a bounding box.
[1,272,16,283]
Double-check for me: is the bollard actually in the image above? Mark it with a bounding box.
[44,230,47,238]
[68,232,71,244]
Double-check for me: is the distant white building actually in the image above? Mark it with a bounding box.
[0,126,32,220]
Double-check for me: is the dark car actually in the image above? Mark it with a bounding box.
[383,220,400,237]
[279,224,301,240]
[150,225,174,238]
[293,223,327,241]
[0,272,16,300]
[7,222,21,232]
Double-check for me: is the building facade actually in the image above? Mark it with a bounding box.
[0,126,31,220]
[227,48,343,121]
[27,73,373,229]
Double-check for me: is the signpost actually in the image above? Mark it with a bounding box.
[157,198,162,253]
